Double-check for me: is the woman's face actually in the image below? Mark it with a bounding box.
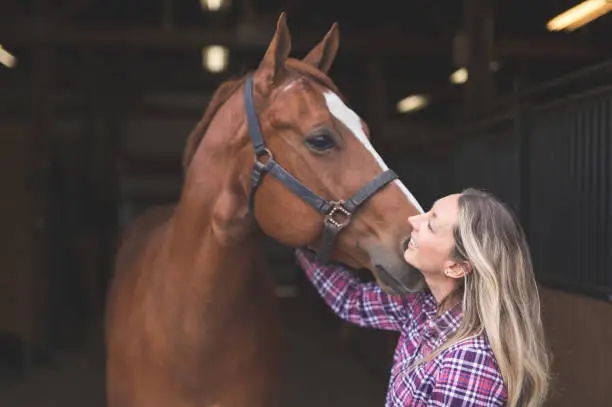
[404,194,460,277]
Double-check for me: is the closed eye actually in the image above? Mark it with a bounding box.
[305,133,336,152]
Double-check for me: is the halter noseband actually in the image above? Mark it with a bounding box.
[243,74,398,264]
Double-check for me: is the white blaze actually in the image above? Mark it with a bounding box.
[323,91,424,214]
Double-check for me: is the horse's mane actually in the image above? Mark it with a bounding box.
[182,75,248,169]
[182,59,344,170]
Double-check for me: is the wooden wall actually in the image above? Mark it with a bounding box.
[540,286,612,407]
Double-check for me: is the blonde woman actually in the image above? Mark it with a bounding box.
[295,188,550,407]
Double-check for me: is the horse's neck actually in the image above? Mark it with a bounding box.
[164,88,261,294]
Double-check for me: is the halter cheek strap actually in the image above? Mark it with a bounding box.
[243,74,398,264]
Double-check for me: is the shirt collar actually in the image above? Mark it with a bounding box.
[422,292,463,338]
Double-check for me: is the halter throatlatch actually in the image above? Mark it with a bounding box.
[243,75,398,264]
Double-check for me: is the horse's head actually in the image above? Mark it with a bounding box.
[232,13,425,295]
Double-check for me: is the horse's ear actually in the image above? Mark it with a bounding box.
[302,22,339,74]
[258,12,292,86]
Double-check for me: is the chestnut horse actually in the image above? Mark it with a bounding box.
[104,13,424,407]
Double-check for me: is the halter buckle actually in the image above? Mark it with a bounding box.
[324,201,352,231]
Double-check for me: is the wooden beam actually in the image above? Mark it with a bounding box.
[0,24,443,55]
[27,0,56,367]
[462,0,495,112]
[0,23,606,59]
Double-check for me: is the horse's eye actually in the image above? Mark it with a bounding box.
[305,134,336,151]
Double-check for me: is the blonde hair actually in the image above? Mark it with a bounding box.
[417,188,551,407]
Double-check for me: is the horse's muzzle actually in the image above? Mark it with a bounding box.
[373,263,425,296]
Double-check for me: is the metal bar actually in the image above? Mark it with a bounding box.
[523,58,612,97]
[587,102,597,284]
[532,86,612,113]
[577,105,585,282]
[584,103,593,282]
[607,97,612,293]
[595,101,603,287]
[568,105,578,277]
[595,100,605,286]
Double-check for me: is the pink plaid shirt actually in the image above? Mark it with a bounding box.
[295,249,507,406]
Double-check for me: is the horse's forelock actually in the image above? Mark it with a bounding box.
[285,58,345,101]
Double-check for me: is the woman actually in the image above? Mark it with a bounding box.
[295,188,550,407]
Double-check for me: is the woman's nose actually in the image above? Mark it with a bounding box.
[408,215,419,229]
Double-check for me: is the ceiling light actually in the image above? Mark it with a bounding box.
[547,0,612,31]
[200,0,229,12]
[450,68,468,84]
[396,95,430,113]
[0,46,16,68]
[450,61,500,85]
[202,45,228,73]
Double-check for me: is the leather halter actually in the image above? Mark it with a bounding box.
[243,75,398,264]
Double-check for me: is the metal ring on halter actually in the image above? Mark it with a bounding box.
[324,201,352,231]
[255,148,273,163]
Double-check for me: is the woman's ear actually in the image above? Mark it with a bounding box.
[443,261,472,279]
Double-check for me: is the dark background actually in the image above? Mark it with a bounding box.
[1,0,611,406]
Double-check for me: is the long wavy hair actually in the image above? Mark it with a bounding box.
[416,188,551,407]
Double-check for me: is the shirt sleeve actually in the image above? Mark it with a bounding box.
[294,248,417,331]
[426,347,508,407]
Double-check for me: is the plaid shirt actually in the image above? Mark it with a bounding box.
[295,249,507,407]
